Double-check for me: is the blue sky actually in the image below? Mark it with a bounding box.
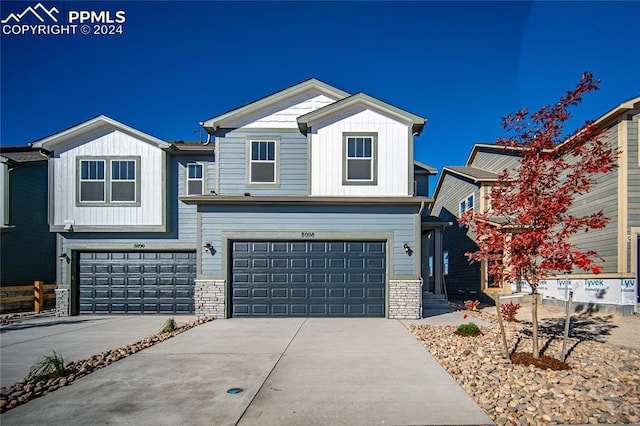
[1,1,638,194]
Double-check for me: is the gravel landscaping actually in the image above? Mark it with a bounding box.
[409,311,640,425]
[0,316,214,414]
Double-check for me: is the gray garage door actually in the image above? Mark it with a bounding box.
[231,241,385,317]
[78,252,196,314]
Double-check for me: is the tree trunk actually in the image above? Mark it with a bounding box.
[532,293,539,358]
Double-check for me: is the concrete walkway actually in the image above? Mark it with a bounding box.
[1,317,492,426]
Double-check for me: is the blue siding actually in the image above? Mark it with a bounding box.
[199,204,419,278]
[218,131,308,195]
[175,155,215,241]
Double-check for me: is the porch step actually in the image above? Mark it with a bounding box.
[421,293,452,318]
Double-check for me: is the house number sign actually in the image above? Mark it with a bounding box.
[301,232,315,238]
[133,243,146,248]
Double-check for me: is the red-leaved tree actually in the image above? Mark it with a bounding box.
[460,73,619,358]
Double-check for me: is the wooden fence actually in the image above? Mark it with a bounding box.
[0,281,56,313]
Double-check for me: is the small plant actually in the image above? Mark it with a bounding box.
[26,350,66,381]
[455,323,481,336]
[159,317,177,333]
[464,299,480,311]
[500,301,522,322]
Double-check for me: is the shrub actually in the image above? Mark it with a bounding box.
[455,323,481,336]
[26,350,66,381]
[500,301,522,322]
[464,299,480,311]
[159,317,177,333]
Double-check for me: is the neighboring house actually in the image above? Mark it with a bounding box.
[431,96,640,314]
[32,79,439,319]
[0,147,56,293]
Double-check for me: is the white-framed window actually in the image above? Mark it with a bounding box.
[345,136,373,182]
[250,140,276,184]
[80,160,106,202]
[459,194,474,217]
[443,251,449,275]
[187,163,204,195]
[77,157,140,206]
[343,133,377,185]
[111,160,136,202]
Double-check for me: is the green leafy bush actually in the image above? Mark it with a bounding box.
[455,323,481,336]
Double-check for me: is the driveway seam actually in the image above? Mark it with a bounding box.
[234,317,307,426]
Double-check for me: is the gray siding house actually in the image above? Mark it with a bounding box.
[32,79,439,319]
[431,96,639,313]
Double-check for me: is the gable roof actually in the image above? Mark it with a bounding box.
[30,115,169,151]
[414,160,437,175]
[297,92,427,136]
[444,166,500,182]
[465,143,523,166]
[200,78,350,135]
[430,166,500,206]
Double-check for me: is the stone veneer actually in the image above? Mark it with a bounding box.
[388,280,422,319]
[55,288,69,317]
[194,279,226,318]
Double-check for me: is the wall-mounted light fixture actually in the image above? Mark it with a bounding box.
[58,253,71,264]
[403,243,413,256]
[203,243,216,255]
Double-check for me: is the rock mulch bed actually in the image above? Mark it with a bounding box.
[409,314,640,425]
[0,316,214,414]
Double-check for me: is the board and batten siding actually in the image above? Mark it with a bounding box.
[223,92,339,129]
[51,129,164,228]
[217,131,308,195]
[199,204,419,279]
[310,107,411,197]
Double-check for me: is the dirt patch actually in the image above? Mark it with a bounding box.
[511,351,570,370]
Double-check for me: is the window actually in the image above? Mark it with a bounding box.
[459,194,474,217]
[428,256,433,277]
[111,160,136,202]
[187,163,204,195]
[77,157,139,206]
[80,160,106,202]
[443,251,449,275]
[250,140,276,184]
[343,133,377,185]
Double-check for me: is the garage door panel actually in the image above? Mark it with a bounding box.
[309,288,327,298]
[290,274,306,283]
[290,288,308,298]
[271,288,287,298]
[231,241,385,317]
[79,251,195,314]
[348,288,364,298]
[291,304,308,315]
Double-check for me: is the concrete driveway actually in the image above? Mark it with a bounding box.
[1,317,492,426]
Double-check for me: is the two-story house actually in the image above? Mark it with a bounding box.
[32,79,439,319]
[431,96,639,314]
